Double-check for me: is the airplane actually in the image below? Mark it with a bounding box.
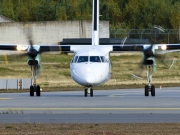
[0,0,180,97]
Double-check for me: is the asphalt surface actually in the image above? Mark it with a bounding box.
[0,87,180,123]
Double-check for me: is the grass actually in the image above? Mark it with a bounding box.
[0,52,180,92]
[0,123,180,134]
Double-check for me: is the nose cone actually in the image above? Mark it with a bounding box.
[82,72,96,86]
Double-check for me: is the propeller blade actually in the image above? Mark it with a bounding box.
[22,25,42,59]
[23,25,34,47]
[131,62,146,79]
[163,53,179,70]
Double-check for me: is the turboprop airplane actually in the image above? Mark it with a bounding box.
[0,0,180,97]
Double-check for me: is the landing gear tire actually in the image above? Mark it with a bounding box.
[145,85,149,96]
[85,89,87,97]
[30,85,41,97]
[144,85,156,97]
[84,88,93,97]
[90,88,93,97]
[30,86,34,96]
[151,85,155,96]
[36,85,41,96]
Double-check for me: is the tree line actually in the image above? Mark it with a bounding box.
[0,0,179,29]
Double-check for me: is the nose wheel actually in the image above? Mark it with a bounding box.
[84,88,93,97]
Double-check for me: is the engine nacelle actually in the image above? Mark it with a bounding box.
[144,60,154,65]
[143,55,156,66]
[27,53,41,67]
[28,60,38,66]
[27,54,42,75]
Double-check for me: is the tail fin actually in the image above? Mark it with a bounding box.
[92,0,99,46]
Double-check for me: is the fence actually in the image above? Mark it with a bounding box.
[110,29,180,44]
[0,79,32,90]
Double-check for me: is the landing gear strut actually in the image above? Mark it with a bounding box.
[145,66,155,97]
[30,65,41,97]
[84,88,93,97]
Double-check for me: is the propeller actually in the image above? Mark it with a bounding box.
[132,25,166,79]
[21,26,41,60]
[143,25,165,60]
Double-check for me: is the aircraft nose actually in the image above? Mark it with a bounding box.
[83,72,96,85]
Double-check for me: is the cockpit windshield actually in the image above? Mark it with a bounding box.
[90,56,101,62]
[77,56,88,63]
[72,56,108,63]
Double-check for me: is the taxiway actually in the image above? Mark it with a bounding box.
[0,87,180,123]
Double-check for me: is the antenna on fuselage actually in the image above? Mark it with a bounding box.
[92,0,99,46]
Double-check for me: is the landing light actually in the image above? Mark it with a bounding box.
[161,44,167,50]
[17,45,27,51]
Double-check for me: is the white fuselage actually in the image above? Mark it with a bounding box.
[70,0,113,88]
[70,46,112,87]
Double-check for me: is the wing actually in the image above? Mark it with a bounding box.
[165,44,180,53]
[0,44,18,51]
[0,44,180,54]
[0,44,73,53]
[112,44,144,52]
[39,45,73,53]
[112,44,180,53]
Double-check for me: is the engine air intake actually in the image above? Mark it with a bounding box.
[28,60,38,66]
[144,60,154,65]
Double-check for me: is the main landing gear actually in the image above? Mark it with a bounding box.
[30,66,41,97]
[145,66,155,97]
[84,88,93,97]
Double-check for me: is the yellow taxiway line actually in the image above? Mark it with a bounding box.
[0,98,11,100]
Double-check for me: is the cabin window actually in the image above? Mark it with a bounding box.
[90,56,101,62]
[77,56,88,63]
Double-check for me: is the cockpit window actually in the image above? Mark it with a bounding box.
[90,56,101,62]
[73,56,108,63]
[72,56,78,63]
[100,56,108,63]
[77,56,88,63]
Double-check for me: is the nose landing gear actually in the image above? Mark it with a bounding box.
[85,88,93,97]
